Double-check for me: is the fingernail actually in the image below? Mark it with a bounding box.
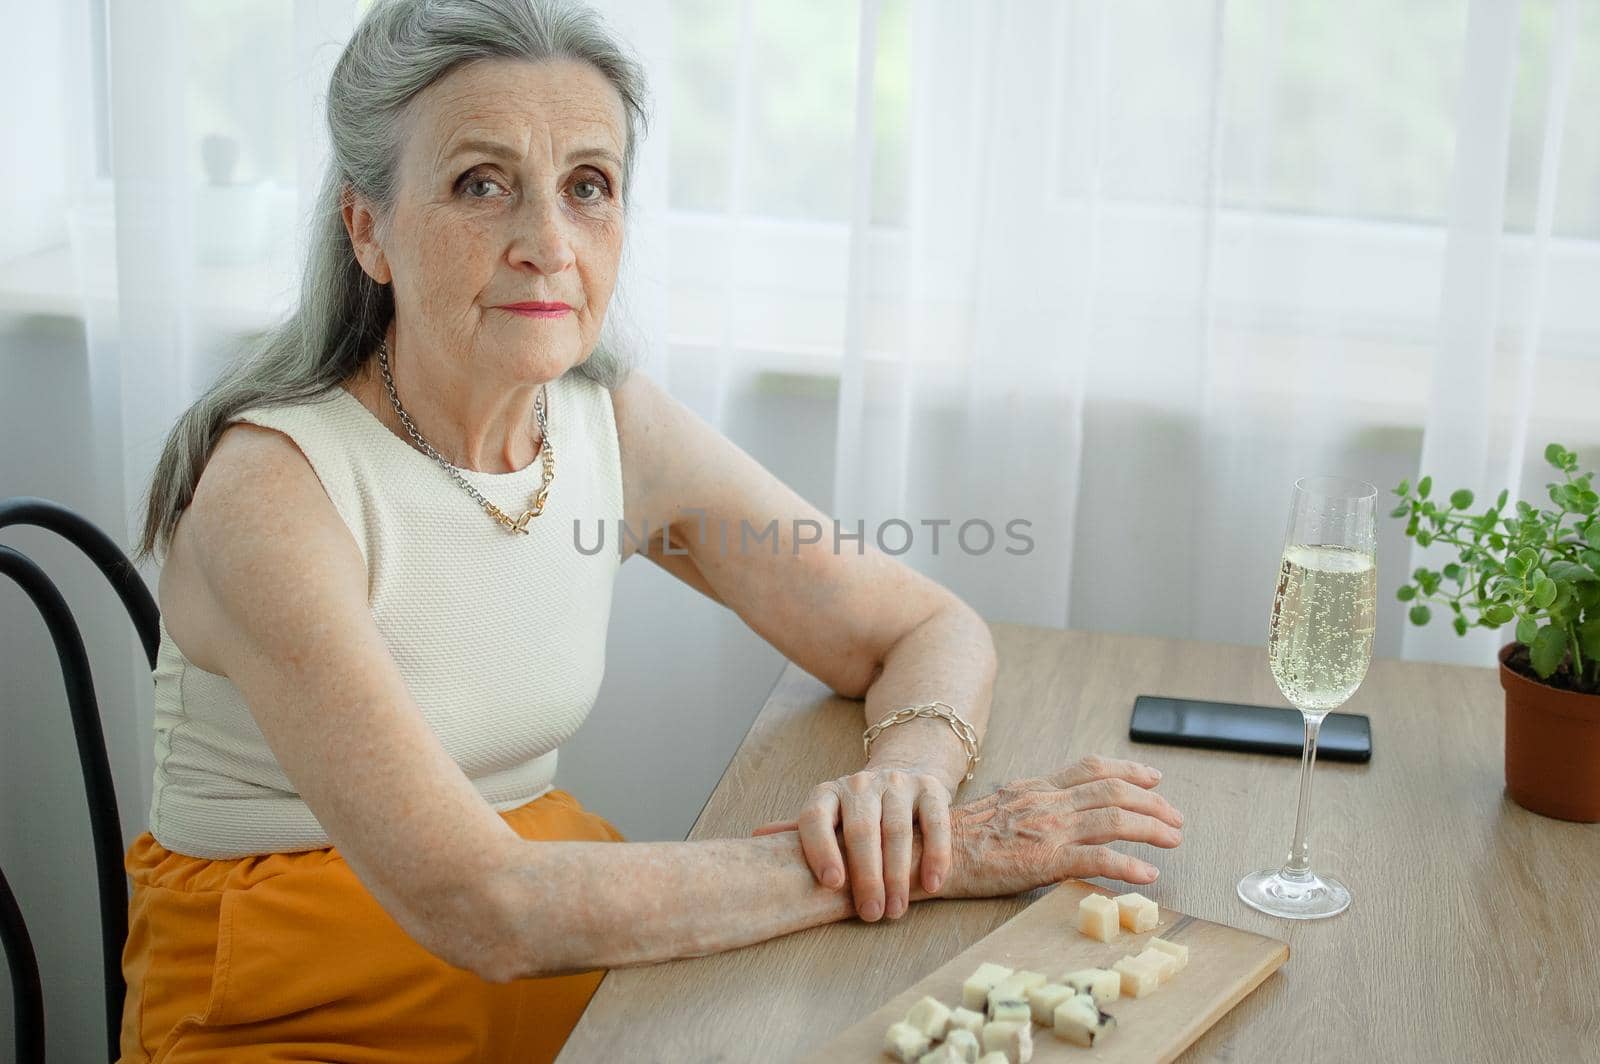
[1150,767,1163,780]
[886,897,904,919]
[928,873,943,894]
[1144,865,1159,880]
[823,867,844,889]
[862,899,883,921]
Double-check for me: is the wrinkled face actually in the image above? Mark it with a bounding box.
[354,57,628,383]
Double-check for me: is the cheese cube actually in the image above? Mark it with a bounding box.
[1025,982,1076,1025]
[1077,893,1119,942]
[1053,993,1117,1047]
[976,1055,1011,1064]
[962,963,1014,1011]
[980,1020,1033,1064]
[987,972,1042,1023]
[905,995,952,1039]
[1135,945,1179,983]
[884,1020,931,1062]
[944,1028,981,1064]
[1115,891,1159,933]
[1061,967,1120,1005]
[1148,936,1188,972]
[1112,954,1162,998]
[916,1044,968,1064]
[947,1006,986,1037]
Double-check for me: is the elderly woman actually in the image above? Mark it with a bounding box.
[121,0,1184,1060]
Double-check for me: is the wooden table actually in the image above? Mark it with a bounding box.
[558,625,1600,1063]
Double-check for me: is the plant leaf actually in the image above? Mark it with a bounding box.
[1453,616,1469,636]
[1450,489,1475,510]
[1484,603,1515,625]
[1389,503,1409,519]
[1443,563,1463,581]
[1549,560,1599,584]
[1544,443,1567,468]
[1579,617,1600,662]
[1396,585,1416,601]
[1496,489,1509,510]
[1529,625,1568,678]
[1585,525,1600,551]
[1395,479,1411,496]
[1516,616,1539,645]
[1533,577,1558,609]
[1409,605,1432,626]
[1418,476,1433,500]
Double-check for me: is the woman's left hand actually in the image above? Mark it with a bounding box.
[751,767,954,922]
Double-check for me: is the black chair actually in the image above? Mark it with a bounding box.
[1,497,161,1064]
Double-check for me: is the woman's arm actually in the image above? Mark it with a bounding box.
[484,754,1180,981]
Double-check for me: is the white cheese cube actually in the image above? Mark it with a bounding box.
[976,1054,1011,1064]
[1077,893,1119,942]
[1148,936,1188,971]
[947,1007,986,1037]
[944,1028,981,1063]
[1135,945,1179,983]
[962,963,1014,1011]
[1111,953,1162,998]
[1052,993,1117,1047]
[916,1044,968,1064]
[884,1020,931,1062]
[1024,982,1076,1025]
[905,995,952,1038]
[980,1020,1033,1064]
[1061,967,1120,1004]
[1115,891,1159,933]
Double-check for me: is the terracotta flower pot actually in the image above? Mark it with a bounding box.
[1499,643,1600,822]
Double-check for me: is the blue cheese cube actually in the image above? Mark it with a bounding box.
[941,1028,981,1064]
[1052,993,1117,1047]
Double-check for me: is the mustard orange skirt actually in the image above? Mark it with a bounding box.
[118,788,624,1063]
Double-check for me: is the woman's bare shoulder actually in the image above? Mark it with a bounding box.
[161,420,364,673]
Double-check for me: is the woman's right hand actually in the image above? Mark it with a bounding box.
[938,756,1184,898]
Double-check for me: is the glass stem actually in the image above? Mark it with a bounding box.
[1282,712,1323,880]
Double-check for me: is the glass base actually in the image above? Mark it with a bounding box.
[1237,867,1350,920]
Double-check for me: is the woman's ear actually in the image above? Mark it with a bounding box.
[341,183,393,284]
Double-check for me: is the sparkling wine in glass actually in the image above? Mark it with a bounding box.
[1238,475,1377,920]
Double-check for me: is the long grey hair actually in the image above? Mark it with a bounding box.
[136,0,649,559]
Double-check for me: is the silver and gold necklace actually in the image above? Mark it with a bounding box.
[377,338,555,534]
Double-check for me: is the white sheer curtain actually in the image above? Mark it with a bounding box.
[48,0,1600,668]
[645,0,1600,664]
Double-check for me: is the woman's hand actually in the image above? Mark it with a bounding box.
[751,767,954,923]
[941,756,1184,898]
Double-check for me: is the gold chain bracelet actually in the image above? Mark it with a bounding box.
[862,700,982,782]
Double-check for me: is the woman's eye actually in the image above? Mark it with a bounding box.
[460,172,507,198]
[572,174,610,203]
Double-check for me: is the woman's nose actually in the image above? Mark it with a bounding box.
[509,196,576,275]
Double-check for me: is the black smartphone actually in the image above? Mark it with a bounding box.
[1129,695,1372,763]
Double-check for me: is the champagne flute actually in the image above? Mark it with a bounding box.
[1238,475,1377,920]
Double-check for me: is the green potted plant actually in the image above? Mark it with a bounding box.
[1392,443,1600,822]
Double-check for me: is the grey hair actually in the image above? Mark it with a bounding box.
[136,0,650,560]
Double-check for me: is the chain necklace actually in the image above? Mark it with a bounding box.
[377,338,555,534]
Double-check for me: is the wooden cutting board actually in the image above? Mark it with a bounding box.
[806,880,1288,1063]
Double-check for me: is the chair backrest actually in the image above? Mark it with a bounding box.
[1,497,161,1064]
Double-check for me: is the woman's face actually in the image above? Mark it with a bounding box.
[352,57,628,385]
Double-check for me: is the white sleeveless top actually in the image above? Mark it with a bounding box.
[148,368,624,859]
